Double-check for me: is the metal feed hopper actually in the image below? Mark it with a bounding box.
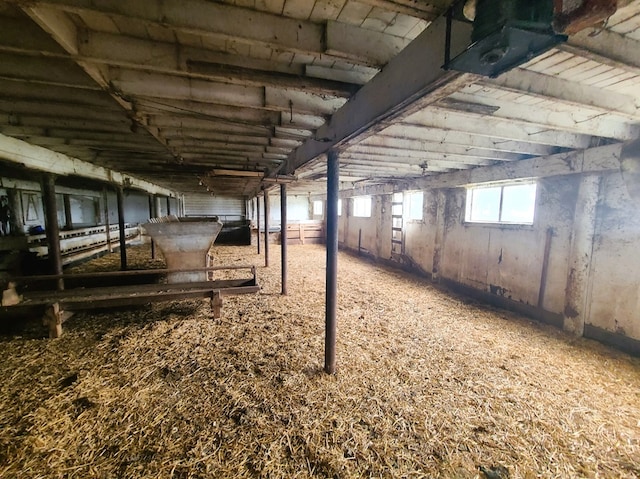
[143,216,223,283]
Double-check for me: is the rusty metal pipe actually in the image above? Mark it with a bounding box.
[103,188,112,253]
[264,190,270,268]
[325,150,339,374]
[281,183,288,295]
[256,196,261,255]
[116,186,127,271]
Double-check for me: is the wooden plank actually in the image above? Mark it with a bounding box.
[0,134,174,196]
[12,265,256,282]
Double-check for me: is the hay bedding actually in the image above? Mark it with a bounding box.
[0,245,639,478]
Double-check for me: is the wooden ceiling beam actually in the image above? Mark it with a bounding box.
[380,124,560,156]
[357,136,527,161]
[486,68,640,121]
[0,133,175,194]
[406,107,594,149]
[448,89,639,141]
[8,0,411,67]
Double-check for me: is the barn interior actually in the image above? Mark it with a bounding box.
[1,0,639,477]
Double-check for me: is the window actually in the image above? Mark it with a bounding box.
[406,191,423,221]
[337,199,342,217]
[466,182,537,225]
[313,200,323,216]
[353,196,372,218]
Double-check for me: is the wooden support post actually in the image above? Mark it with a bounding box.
[299,223,305,245]
[41,173,64,291]
[264,190,270,268]
[116,186,127,271]
[211,291,222,319]
[63,194,73,230]
[281,183,288,295]
[7,188,24,235]
[256,196,261,255]
[103,188,112,253]
[42,302,74,339]
[166,196,171,215]
[563,175,601,336]
[325,150,339,374]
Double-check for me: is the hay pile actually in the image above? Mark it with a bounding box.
[1,244,638,478]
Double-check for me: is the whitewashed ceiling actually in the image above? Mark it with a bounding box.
[0,0,639,196]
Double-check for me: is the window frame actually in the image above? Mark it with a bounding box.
[465,181,537,226]
[312,200,323,216]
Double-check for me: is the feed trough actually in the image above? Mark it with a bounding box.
[142,216,223,283]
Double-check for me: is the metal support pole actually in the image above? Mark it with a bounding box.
[166,196,171,216]
[280,184,288,295]
[264,190,270,267]
[103,188,112,253]
[42,173,64,290]
[256,196,261,255]
[63,194,73,230]
[149,193,157,259]
[116,186,127,271]
[325,150,339,374]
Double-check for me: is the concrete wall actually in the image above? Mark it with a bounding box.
[249,194,311,228]
[586,173,640,343]
[338,195,392,259]
[337,171,639,355]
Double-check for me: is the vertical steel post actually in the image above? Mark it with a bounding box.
[63,194,73,230]
[116,186,127,271]
[264,190,270,267]
[42,173,64,291]
[256,196,261,255]
[280,183,288,295]
[325,150,339,374]
[149,193,157,259]
[103,188,112,253]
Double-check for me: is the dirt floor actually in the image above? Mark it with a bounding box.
[1,243,639,478]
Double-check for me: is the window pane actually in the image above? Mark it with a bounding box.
[501,183,536,223]
[337,199,342,216]
[392,203,403,216]
[470,187,500,222]
[313,200,323,215]
[407,191,423,220]
[353,196,371,217]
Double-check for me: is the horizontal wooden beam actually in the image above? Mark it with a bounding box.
[565,27,640,73]
[405,107,594,149]
[186,61,358,97]
[486,68,640,120]
[379,124,559,156]
[0,133,175,195]
[10,0,411,67]
[356,136,526,161]
[407,143,623,190]
[311,144,623,200]
[449,89,639,141]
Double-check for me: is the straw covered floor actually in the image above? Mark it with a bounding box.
[1,243,639,478]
